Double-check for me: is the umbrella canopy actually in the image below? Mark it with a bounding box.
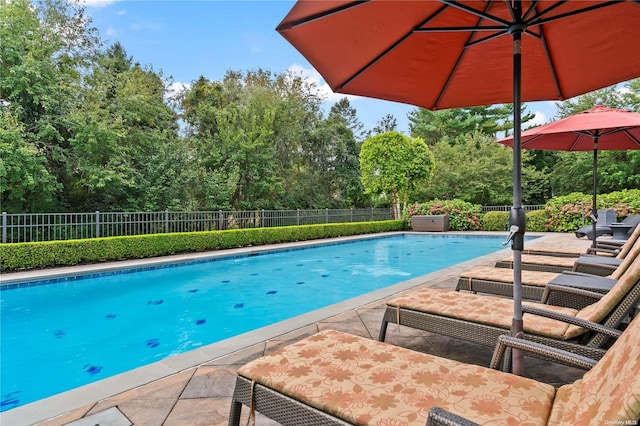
[497,105,640,246]
[277,1,640,110]
[276,0,640,375]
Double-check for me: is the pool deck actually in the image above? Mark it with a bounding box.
[1,232,593,426]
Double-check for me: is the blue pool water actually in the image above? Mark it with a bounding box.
[0,234,508,411]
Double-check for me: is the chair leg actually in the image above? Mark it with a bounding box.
[379,313,390,341]
[228,399,243,426]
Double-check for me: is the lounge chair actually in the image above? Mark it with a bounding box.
[460,237,640,302]
[229,312,640,425]
[379,257,640,357]
[495,226,640,274]
[595,214,640,245]
[574,208,617,239]
[520,237,594,258]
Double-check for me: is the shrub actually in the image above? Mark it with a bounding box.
[545,189,640,232]
[0,220,405,272]
[405,199,482,231]
[526,209,551,232]
[481,211,509,231]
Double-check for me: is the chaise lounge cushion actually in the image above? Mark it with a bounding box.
[458,266,560,289]
[547,310,640,423]
[522,239,593,257]
[387,288,582,339]
[237,329,556,425]
[391,257,640,341]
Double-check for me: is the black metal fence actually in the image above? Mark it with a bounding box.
[1,208,395,243]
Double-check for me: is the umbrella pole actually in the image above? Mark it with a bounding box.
[509,12,525,376]
[591,137,599,248]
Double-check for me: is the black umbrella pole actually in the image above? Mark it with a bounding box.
[591,140,599,248]
[510,17,526,376]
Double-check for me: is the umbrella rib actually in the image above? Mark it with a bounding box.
[599,127,640,146]
[337,4,450,92]
[621,129,640,147]
[434,1,495,108]
[276,1,368,30]
[534,15,563,99]
[522,0,542,21]
[465,30,509,47]
[528,1,624,27]
[414,25,504,33]
[568,133,587,151]
[442,0,510,27]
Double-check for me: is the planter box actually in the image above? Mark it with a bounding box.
[411,215,449,232]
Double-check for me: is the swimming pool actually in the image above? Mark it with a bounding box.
[1,234,508,411]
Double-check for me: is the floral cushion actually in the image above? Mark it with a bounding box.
[568,257,640,338]
[501,254,577,268]
[522,239,592,256]
[238,329,556,425]
[459,266,560,288]
[610,239,640,279]
[548,314,640,424]
[387,288,581,339]
[616,224,640,259]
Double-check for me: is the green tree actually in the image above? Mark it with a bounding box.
[67,43,181,211]
[0,108,60,211]
[360,131,435,218]
[366,113,398,138]
[180,69,372,210]
[408,105,534,145]
[326,99,367,207]
[416,132,548,205]
[1,0,101,211]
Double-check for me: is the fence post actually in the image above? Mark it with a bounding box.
[165,210,169,233]
[95,211,100,238]
[2,212,6,243]
[325,208,329,223]
[350,208,353,222]
[261,209,264,228]
[297,209,300,226]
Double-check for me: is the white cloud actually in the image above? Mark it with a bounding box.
[286,64,360,104]
[166,81,191,101]
[82,0,116,8]
[117,9,126,16]
[105,26,116,36]
[528,110,547,127]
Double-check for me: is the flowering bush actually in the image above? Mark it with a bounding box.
[545,189,640,232]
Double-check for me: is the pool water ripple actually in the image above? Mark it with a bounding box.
[0,234,508,411]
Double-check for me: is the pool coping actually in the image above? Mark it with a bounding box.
[1,231,557,425]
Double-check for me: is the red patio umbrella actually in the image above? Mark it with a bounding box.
[498,104,640,247]
[276,0,640,375]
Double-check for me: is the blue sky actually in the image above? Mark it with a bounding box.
[83,0,559,133]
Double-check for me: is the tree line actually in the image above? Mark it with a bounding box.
[2,0,639,214]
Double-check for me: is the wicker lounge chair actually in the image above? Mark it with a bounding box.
[379,257,640,358]
[574,208,617,239]
[458,237,640,302]
[495,228,640,273]
[229,314,640,425]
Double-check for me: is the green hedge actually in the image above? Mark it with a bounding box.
[0,220,405,272]
[481,211,509,231]
[480,210,550,232]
